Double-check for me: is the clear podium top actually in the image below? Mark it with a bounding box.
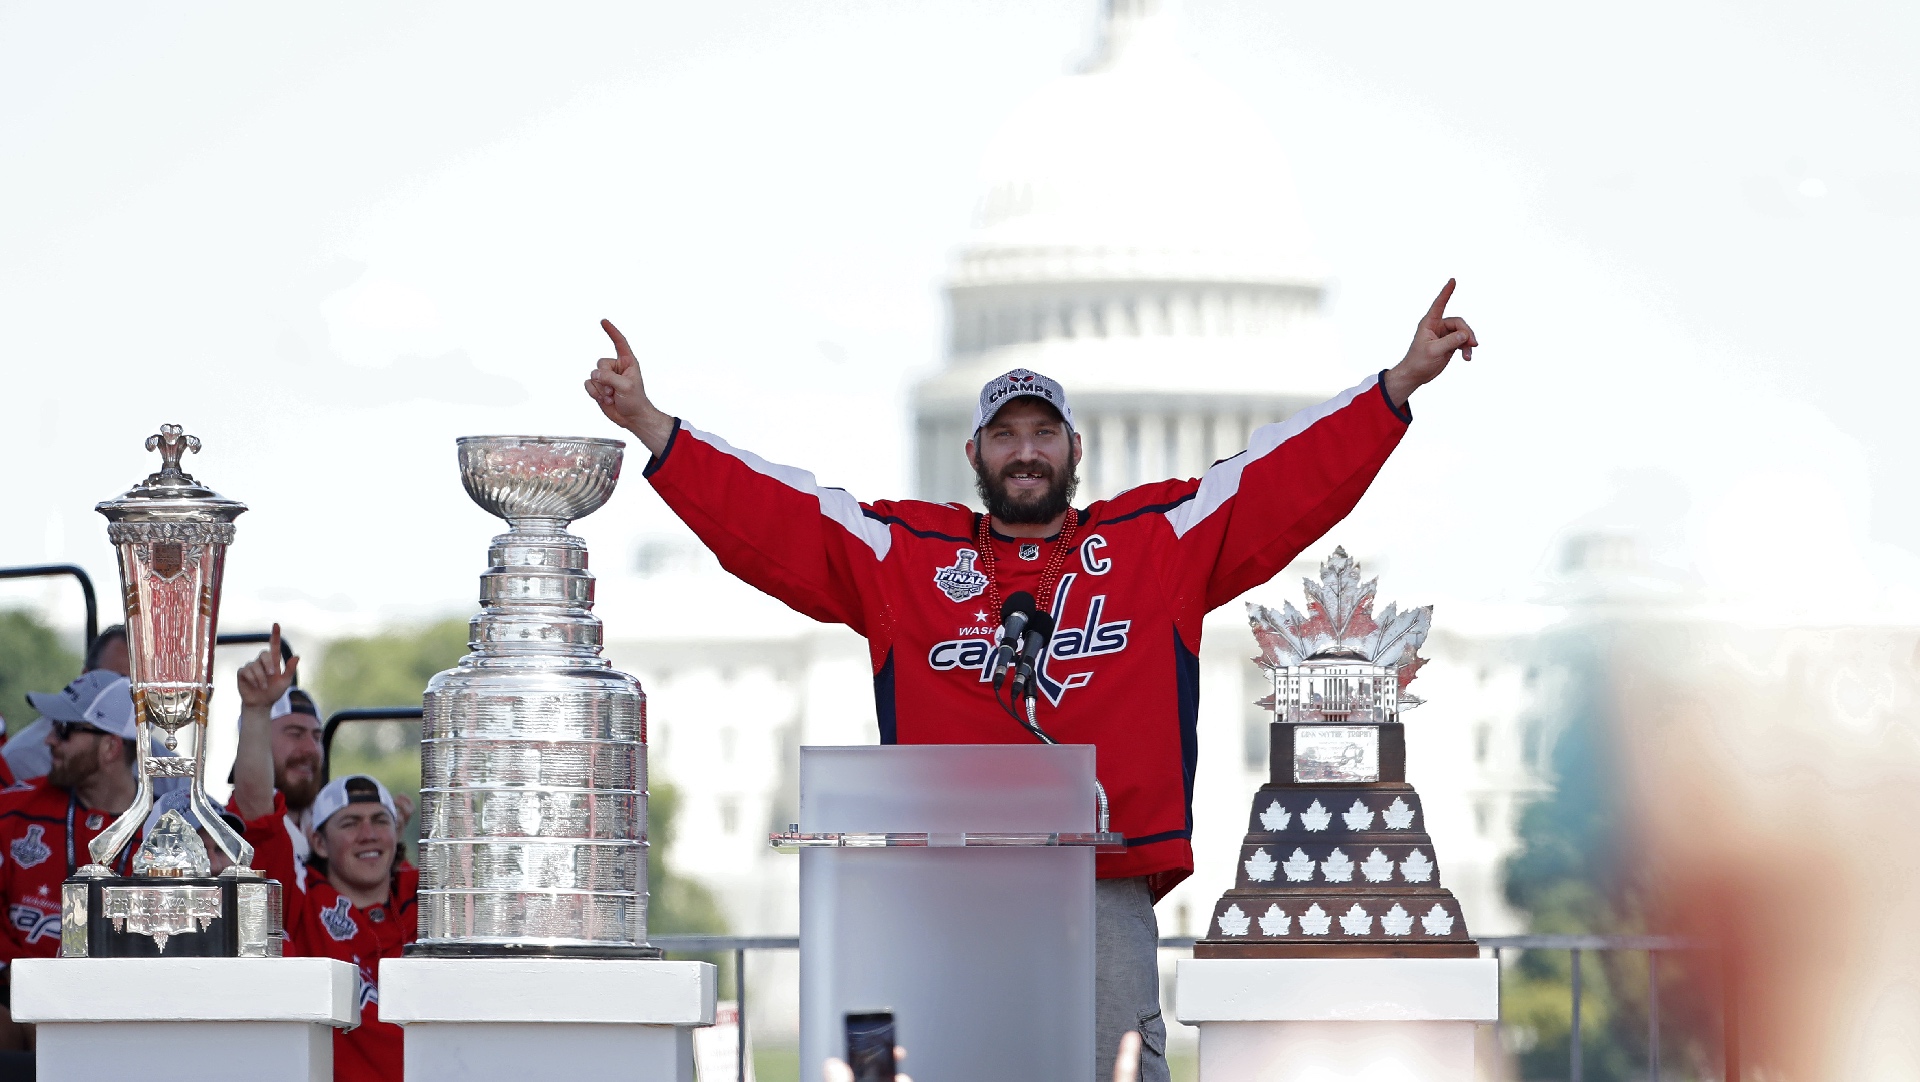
[771,830,1125,852]
[776,745,1123,850]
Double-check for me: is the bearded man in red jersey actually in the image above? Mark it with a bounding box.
[587,281,1477,1082]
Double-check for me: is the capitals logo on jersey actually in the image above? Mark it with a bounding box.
[8,902,59,945]
[933,549,989,603]
[927,571,1130,705]
[10,826,50,869]
[357,962,381,1009]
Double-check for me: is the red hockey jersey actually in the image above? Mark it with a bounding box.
[0,778,136,971]
[646,371,1411,895]
[245,792,417,1082]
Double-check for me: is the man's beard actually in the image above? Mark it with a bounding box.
[47,748,99,791]
[973,452,1077,525]
[278,752,324,812]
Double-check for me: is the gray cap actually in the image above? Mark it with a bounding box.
[26,671,137,738]
[973,369,1074,434]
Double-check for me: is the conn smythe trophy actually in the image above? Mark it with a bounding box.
[63,426,283,958]
[1196,547,1476,958]
[411,436,660,958]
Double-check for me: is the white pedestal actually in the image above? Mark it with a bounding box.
[11,956,359,1082]
[1174,958,1499,1082]
[381,957,716,1082]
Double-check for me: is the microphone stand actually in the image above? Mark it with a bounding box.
[1008,688,1112,837]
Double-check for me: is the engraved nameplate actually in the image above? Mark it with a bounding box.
[1292,726,1379,784]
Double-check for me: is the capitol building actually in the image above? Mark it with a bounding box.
[597,0,1545,1047]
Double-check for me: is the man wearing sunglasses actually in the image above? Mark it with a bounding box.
[0,670,143,1047]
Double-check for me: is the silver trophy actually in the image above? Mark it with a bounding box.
[412,436,659,957]
[64,425,283,958]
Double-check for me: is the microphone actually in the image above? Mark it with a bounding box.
[1009,610,1057,703]
[990,592,1036,689]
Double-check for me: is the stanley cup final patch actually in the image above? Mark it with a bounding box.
[934,548,989,603]
[10,826,50,869]
[320,897,360,942]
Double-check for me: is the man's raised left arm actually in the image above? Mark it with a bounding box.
[1167,280,1477,610]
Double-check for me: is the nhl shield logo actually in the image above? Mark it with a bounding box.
[934,548,989,603]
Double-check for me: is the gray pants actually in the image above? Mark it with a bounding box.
[1096,876,1170,1082]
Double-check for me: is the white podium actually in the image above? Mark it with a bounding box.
[381,957,716,1082]
[1174,957,1498,1082]
[787,744,1110,1082]
[11,956,359,1082]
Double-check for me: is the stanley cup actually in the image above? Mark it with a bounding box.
[412,436,659,957]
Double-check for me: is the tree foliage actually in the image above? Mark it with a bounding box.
[313,618,471,713]
[647,781,729,936]
[1501,623,1716,1081]
[0,610,81,737]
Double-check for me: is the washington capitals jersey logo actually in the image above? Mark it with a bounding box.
[933,548,989,602]
[8,903,59,944]
[320,897,359,942]
[927,571,1131,705]
[10,826,50,869]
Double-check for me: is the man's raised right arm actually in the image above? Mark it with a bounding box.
[582,320,892,635]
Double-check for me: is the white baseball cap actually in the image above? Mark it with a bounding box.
[310,774,398,831]
[973,369,1074,434]
[27,672,137,740]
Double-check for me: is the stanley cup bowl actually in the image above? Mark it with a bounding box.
[456,436,624,527]
[415,433,658,958]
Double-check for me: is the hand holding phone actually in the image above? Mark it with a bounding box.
[844,1011,896,1082]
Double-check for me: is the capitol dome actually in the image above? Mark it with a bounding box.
[915,0,1348,505]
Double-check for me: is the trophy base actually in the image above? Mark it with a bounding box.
[404,941,666,960]
[61,874,283,959]
[1192,940,1480,959]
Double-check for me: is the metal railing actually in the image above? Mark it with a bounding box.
[648,932,1726,1082]
[319,707,424,782]
[0,564,100,650]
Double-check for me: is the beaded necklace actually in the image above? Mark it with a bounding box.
[974,507,1082,623]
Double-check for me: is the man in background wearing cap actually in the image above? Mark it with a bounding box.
[232,635,415,1082]
[585,282,1477,1080]
[252,686,326,891]
[1,624,129,785]
[0,671,144,1048]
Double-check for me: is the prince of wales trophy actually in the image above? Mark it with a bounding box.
[62,425,283,958]
[409,436,660,957]
[1195,547,1476,957]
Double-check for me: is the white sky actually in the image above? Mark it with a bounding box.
[5,0,1919,650]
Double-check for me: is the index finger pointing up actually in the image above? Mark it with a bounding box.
[601,319,636,364]
[1425,278,1457,322]
[268,623,283,674]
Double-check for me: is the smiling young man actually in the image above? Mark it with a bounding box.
[586,281,1476,1081]
[233,632,416,1082]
